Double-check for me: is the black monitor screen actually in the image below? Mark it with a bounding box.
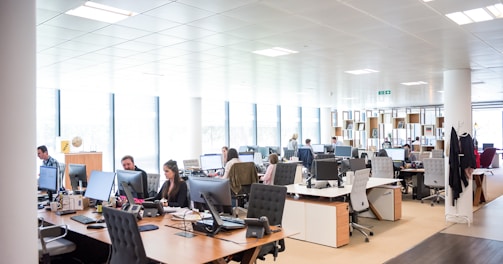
[200,154,223,171]
[314,159,339,181]
[239,153,254,163]
[385,148,405,161]
[335,146,352,157]
[312,144,325,153]
[39,166,58,192]
[85,171,116,202]
[116,170,145,199]
[258,147,269,159]
[482,143,494,150]
[68,164,87,190]
[349,158,367,171]
[188,176,232,215]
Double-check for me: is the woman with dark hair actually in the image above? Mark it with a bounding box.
[221,148,240,179]
[153,160,188,208]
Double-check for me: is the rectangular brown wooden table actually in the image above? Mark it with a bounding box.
[38,207,293,264]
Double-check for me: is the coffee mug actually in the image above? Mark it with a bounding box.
[50,201,60,211]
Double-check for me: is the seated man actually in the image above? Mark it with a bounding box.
[121,155,149,198]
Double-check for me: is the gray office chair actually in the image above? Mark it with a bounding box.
[371,156,394,178]
[273,162,297,185]
[102,206,154,264]
[418,152,431,161]
[421,158,445,206]
[431,149,444,158]
[147,173,160,198]
[58,163,66,190]
[349,168,373,242]
[38,217,78,264]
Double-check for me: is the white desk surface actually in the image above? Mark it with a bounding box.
[286,177,399,198]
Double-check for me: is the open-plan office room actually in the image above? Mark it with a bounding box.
[3,0,503,263]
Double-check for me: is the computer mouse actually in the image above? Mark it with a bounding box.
[87,225,105,229]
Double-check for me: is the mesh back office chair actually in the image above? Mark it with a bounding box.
[349,168,373,242]
[228,162,259,214]
[38,218,78,264]
[283,149,296,161]
[58,163,66,190]
[418,152,431,161]
[246,183,288,261]
[147,173,160,198]
[421,158,445,206]
[370,157,394,178]
[273,162,297,185]
[102,206,154,264]
[297,148,314,170]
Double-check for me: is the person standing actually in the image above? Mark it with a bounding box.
[121,155,149,198]
[287,133,299,156]
[37,145,59,168]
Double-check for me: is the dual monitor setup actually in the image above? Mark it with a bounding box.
[308,157,368,189]
[38,164,148,208]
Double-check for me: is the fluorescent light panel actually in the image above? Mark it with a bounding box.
[401,81,427,86]
[345,69,379,75]
[253,47,298,57]
[446,4,503,25]
[66,1,137,23]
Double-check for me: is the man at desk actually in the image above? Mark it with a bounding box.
[121,155,149,198]
[37,145,59,168]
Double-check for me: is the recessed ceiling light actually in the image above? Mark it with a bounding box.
[401,81,428,86]
[446,12,473,25]
[446,4,503,25]
[344,69,379,75]
[253,47,298,57]
[463,8,493,22]
[66,1,137,23]
[487,4,503,18]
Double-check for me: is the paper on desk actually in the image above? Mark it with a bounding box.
[163,206,180,213]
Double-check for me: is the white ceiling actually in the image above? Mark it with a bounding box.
[36,0,503,110]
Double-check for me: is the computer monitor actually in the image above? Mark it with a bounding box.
[349,158,367,171]
[335,146,352,158]
[257,147,269,159]
[385,148,405,161]
[325,144,334,153]
[313,159,341,188]
[84,171,116,204]
[268,146,280,155]
[68,164,87,191]
[39,166,58,202]
[239,152,255,163]
[188,176,233,215]
[312,144,325,153]
[116,169,145,199]
[482,143,494,150]
[200,154,223,171]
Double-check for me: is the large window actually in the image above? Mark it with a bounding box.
[473,109,503,149]
[301,107,320,144]
[229,101,255,150]
[60,90,113,171]
[281,106,300,151]
[201,99,226,154]
[114,94,158,173]
[257,104,279,147]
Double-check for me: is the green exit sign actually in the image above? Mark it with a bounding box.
[378,90,391,95]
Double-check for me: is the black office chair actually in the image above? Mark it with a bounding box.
[297,148,314,170]
[246,183,287,261]
[273,162,297,185]
[102,207,156,264]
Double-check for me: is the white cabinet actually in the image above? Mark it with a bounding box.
[360,186,401,221]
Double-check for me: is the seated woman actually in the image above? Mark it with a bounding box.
[153,160,188,208]
[221,148,240,179]
[261,153,279,185]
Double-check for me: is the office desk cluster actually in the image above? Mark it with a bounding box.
[38,208,293,263]
[282,178,401,248]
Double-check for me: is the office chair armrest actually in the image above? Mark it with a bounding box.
[39,224,69,244]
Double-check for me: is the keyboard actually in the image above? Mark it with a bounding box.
[70,215,96,225]
[221,216,245,225]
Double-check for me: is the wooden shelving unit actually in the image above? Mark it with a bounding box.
[406,113,420,124]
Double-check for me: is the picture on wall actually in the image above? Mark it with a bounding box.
[424,125,434,136]
[372,128,378,138]
[397,121,405,129]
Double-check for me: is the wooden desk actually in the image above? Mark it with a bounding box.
[38,208,293,264]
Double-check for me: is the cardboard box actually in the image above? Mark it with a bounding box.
[61,194,89,211]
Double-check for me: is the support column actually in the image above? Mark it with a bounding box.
[0,0,38,262]
[320,107,332,143]
[443,69,473,224]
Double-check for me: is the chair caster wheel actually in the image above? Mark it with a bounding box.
[370,232,374,236]
[430,203,434,207]
[365,238,369,242]
[421,200,424,203]
[350,232,353,236]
